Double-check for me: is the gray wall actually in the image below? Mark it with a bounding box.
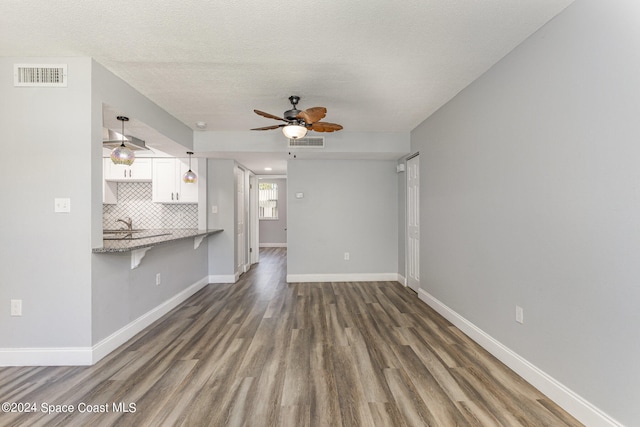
[91,238,208,344]
[195,130,410,159]
[259,178,287,246]
[90,60,202,346]
[0,57,205,355]
[411,0,639,424]
[287,160,398,276]
[207,159,237,278]
[0,57,93,348]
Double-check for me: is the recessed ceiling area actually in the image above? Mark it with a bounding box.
[2,0,575,174]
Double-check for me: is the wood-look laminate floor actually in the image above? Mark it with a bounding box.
[0,248,582,427]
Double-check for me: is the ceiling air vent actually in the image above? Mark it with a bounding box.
[102,128,149,151]
[288,137,324,148]
[14,64,67,87]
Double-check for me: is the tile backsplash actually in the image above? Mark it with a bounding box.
[103,182,198,229]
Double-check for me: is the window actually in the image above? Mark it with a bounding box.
[259,182,278,220]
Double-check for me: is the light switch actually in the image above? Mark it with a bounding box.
[54,198,71,213]
[11,299,22,316]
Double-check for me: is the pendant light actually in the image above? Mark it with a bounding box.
[110,116,135,165]
[183,151,197,183]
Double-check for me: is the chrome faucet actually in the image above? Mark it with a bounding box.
[116,217,133,232]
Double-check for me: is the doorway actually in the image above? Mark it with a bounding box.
[257,177,287,252]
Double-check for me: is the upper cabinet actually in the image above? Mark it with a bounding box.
[152,158,198,203]
[103,158,152,182]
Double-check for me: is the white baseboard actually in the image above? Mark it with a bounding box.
[418,289,622,427]
[287,273,400,283]
[208,274,237,283]
[0,347,93,367]
[398,274,407,286]
[0,277,210,367]
[259,243,287,248]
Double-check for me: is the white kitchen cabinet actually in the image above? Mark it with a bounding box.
[103,158,152,182]
[152,158,198,203]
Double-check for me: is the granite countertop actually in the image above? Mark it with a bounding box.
[93,229,223,253]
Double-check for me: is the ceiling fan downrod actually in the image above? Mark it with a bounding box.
[284,95,303,122]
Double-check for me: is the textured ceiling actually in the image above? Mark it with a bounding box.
[2,0,574,136]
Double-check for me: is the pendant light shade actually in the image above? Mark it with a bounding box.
[183,151,197,183]
[110,116,135,165]
[282,124,307,140]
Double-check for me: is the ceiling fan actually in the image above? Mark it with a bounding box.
[251,96,343,139]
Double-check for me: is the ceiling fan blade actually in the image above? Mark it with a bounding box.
[254,109,288,122]
[250,124,285,131]
[309,122,343,132]
[297,107,327,124]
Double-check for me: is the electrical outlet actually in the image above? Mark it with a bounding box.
[344,252,350,261]
[11,299,22,316]
[156,273,161,286]
[211,205,218,214]
[54,198,71,213]
[515,305,524,324]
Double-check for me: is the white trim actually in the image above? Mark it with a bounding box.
[0,277,210,367]
[0,347,92,367]
[249,172,259,265]
[259,243,287,248]
[418,289,623,427]
[208,274,237,283]
[287,273,400,283]
[398,274,407,286]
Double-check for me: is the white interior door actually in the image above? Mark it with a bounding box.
[407,155,420,292]
[236,167,246,275]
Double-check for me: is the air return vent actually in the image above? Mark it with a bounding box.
[14,64,67,87]
[288,137,324,148]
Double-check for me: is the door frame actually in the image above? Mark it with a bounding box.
[406,153,420,292]
[249,172,259,265]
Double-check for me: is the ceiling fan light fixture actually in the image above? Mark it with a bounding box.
[183,151,197,183]
[110,116,135,166]
[252,96,341,136]
[282,124,307,140]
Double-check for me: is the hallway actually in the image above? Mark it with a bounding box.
[0,248,581,426]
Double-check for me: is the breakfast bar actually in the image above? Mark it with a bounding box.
[93,228,223,268]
